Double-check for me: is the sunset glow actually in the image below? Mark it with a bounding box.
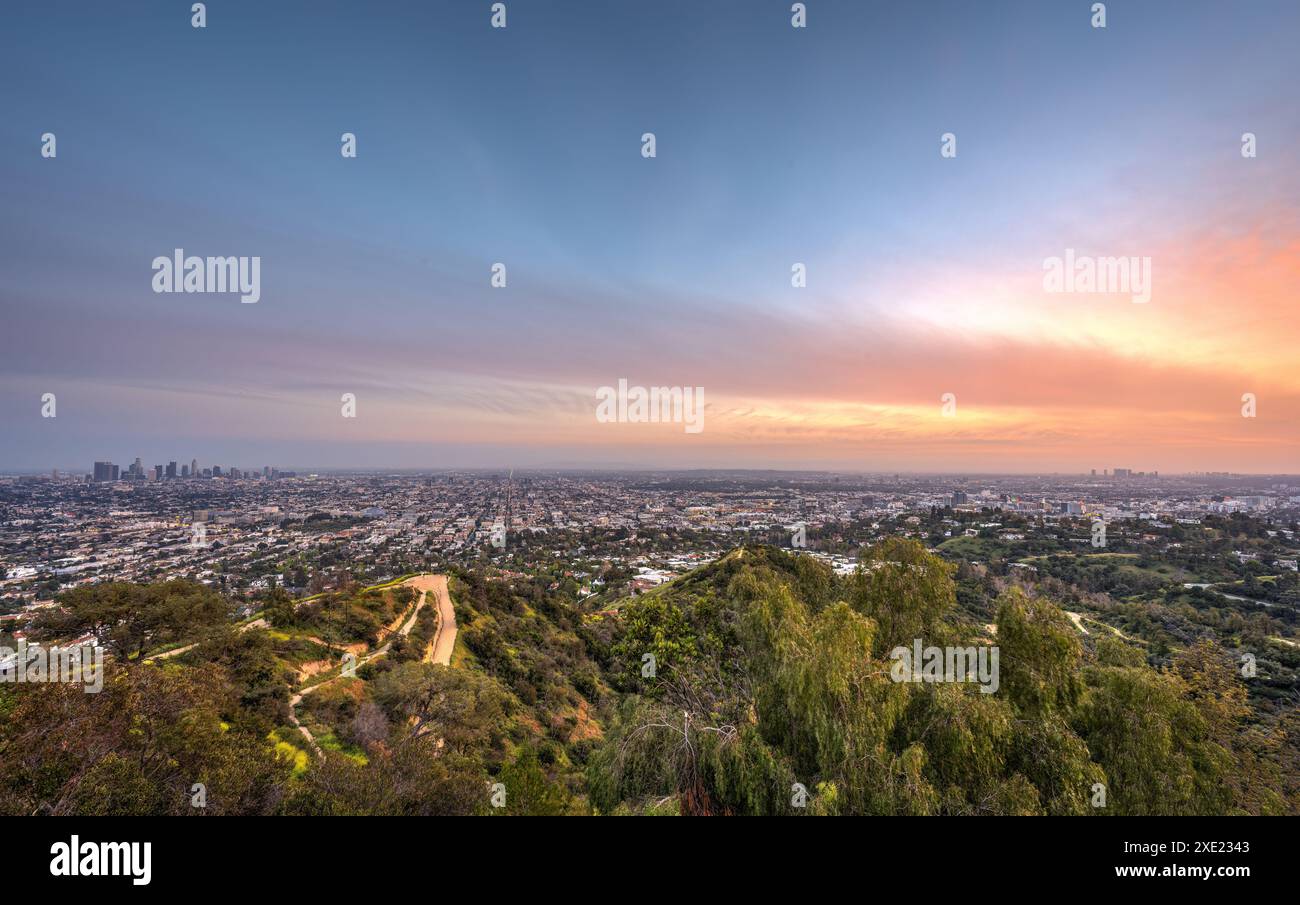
[2,1,1297,472]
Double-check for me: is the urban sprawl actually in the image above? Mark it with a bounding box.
[4,466,1299,619]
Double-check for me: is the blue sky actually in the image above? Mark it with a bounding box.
[2,1,1298,471]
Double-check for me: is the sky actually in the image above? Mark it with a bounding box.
[1,0,1297,473]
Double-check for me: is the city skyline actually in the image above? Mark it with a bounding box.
[13,456,1300,478]
[83,456,292,482]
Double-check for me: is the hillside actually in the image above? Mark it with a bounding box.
[0,572,598,815]
[3,546,1296,815]
[587,541,1297,815]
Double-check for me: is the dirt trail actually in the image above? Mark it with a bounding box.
[414,574,457,666]
[287,574,455,757]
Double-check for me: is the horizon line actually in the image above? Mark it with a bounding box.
[5,466,1297,479]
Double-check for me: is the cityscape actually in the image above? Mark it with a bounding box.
[3,465,1300,605]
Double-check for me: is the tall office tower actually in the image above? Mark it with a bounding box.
[167,461,178,479]
[93,461,111,482]
[213,466,223,477]
[154,465,164,481]
[263,466,271,478]
[110,464,120,480]
[134,457,143,476]
[191,458,198,477]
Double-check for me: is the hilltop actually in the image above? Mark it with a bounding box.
[586,541,1296,815]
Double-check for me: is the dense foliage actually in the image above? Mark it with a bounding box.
[3,547,1294,815]
[590,543,1295,815]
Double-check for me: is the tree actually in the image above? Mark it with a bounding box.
[1074,663,1207,815]
[33,581,231,663]
[495,746,573,815]
[283,743,486,816]
[193,626,292,729]
[995,587,1083,717]
[1170,640,1286,815]
[370,662,512,755]
[262,586,297,628]
[849,537,956,657]
[609,595,696,691]
[0,662,287,816]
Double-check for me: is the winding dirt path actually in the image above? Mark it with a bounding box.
[287,573,456,757]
